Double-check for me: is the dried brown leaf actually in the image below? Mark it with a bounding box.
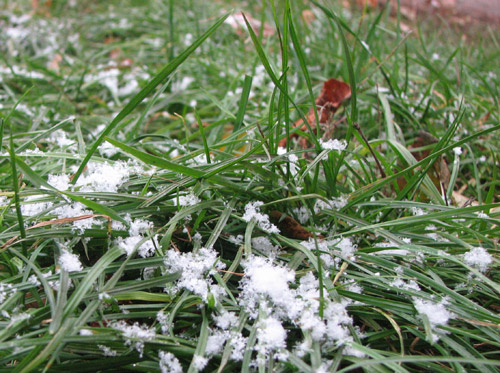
[225,12,274,39]
[280,79,350,149]
[270,210,323,240]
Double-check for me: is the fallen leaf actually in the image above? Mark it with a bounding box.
[301,9,316,25]
[279,78,351,148]
[354,0,379,8]
[270,210,323,240]
[48,53,62,71]
[225,12,274,39]
[31,0,52,16]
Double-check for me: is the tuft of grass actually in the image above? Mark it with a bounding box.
[0,0,499,371]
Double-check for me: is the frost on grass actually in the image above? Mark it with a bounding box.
[206,330,229,356]
[413,298,453,342]
[192,355,208,370]
[314,196,347,214]
[159,351,183,373]
[238,254,363,358]
[319,138,347,152]
[213,309,239,330]
[172,192,201,207]
[0,283,17,305]
[163,247,226,303]
[79,329,93,336]
[206,309,247,360]
[292,206,309,225]
[21,158,147,234]
[301,237,358,269]
[463,246,493,273]
[58,249,83,272]
[251,236,281,259]
[239,256,297,319]
[255,317,288,362]
[156,310,170,334]
[242,201,279,234]
[277,147,300,176]
[112,321,155,357]
[21,195,53,218]
[116,215,158,258]
[73,160,144,193]
[98,345,117,357]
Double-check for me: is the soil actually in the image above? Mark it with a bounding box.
[353,0,500,26]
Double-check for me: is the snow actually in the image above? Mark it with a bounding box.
[292,206,309,225]
[164,247,226,303]
[256,317,287,355]
[314,196,347,213]
[413,297,453,341]
[59,249,83,272]
[239,256,297,319]
[463,246,493,273]
[98,345,117,357]
[79,329,93,336]
[159,351,183,373]
[171,77,194,92]
[206,330,229,356]
[319,139,347,152]
[156,311,170,334]
[242,201,280,234]
[213,310,239,330]
[74,160,144,193]
[0,283,16,305]
[112,321,155,357]
[251,236,281,258]
[192,355,208,370]
[173,193,201,207]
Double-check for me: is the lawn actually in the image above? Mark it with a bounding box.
[0,0,499,371]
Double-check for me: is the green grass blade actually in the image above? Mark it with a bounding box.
[71,13,229,184]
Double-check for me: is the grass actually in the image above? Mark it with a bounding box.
[0,0,499,371]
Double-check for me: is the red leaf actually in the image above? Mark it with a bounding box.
[280,78,351,148]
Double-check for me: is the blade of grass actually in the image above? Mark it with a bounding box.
[71,13,230,184]
[14,156,127,225]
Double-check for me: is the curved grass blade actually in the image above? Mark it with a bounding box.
[71,13,230,184]
[14,156,127,225]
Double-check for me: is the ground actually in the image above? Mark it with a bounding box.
[0,1,499,372]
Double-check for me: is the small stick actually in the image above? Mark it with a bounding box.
[353,122,386,178]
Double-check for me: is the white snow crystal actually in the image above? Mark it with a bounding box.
[319,138,347,152]
[159,351,182,373]
[173,193,201,207]
[98,345,117,357]
[242,201,279,234]
[192,355,208,370]
[251,236,280,258]
[59,249,83,272]
[413,298,452,330]
[113,321,155,357]
[463,247,493,273]
[214,310,239,330]
[314,196,347,213]
[239,256,298,319]
[164,247,226,303]
[256,317,287,354]
[206,330,229,356]
[292,206,309,225]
